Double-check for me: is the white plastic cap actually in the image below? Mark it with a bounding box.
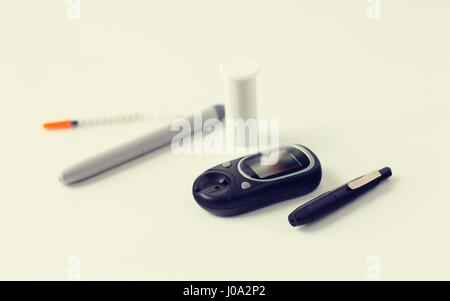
[220,59,259,81]
[220,59,259,121]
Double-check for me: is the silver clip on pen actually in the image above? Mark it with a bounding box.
[60,104,225,184]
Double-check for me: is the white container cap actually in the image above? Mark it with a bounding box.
[220,59,259,81]
[220,59,259,121]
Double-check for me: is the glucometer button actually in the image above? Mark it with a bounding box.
[241,182,251,190]
[222,162,231,168]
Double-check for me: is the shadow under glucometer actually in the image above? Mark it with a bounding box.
[298,177,396,232]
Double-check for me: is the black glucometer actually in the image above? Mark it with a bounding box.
[192,145,322,216]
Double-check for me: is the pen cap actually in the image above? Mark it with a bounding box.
[220,59,259,121]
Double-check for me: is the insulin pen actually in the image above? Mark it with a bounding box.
[60,104,225,184]
[288,167,392,226]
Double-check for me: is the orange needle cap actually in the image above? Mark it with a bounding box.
[43,120,73,130]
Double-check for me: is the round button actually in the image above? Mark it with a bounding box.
[221,161,231,168]
[241,182,251,190]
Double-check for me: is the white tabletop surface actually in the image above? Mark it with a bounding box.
[1,1,449,280]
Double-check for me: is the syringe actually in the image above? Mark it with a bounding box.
[43,113,144,130]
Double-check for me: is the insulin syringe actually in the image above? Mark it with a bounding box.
[42,112,182,130]
[43,113,143,130]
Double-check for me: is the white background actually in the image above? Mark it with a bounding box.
[0,1,449,280]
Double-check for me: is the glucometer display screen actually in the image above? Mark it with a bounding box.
[241,147,310,180]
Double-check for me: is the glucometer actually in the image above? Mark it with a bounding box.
[192,145,322,216]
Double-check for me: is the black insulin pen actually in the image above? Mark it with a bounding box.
[288,167,392,226]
